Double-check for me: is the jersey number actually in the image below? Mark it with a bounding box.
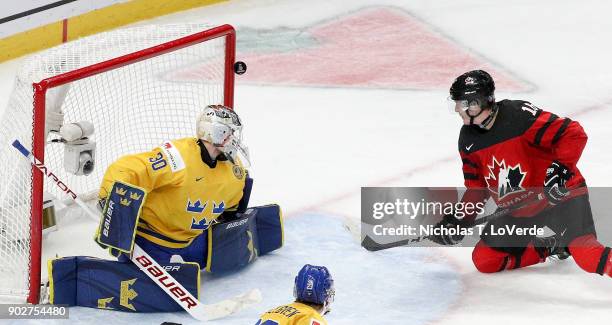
[149,152,167,171]
[521,103,540,116]
[255,320,279,325]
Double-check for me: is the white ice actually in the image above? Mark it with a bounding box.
[8,215,459,325]
[1,0,612,324]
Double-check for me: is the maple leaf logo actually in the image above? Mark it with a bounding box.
[484,157,527,199]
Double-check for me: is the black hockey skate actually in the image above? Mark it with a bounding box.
[533,236,571,261]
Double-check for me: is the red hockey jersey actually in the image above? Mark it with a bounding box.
[459,100,587,218]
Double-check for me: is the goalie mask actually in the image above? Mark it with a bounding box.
[196,105,250,166]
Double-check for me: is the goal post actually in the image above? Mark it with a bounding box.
[0,23,237,304]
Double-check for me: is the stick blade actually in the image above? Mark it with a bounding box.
[202,288,263,321]
[361,235,412,251]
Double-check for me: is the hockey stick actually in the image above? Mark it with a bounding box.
[362,187,588,252]
[11,139,261,320]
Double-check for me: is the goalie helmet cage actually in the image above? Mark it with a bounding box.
[0,24,236,304]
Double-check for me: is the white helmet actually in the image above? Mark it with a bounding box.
[196,105,250,166]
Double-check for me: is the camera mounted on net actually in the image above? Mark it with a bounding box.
[57,121,96,176]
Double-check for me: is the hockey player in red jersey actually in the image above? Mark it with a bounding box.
[431,70,612,277]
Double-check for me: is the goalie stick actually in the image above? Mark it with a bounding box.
[12,139,261,320]
[362,186,589,252]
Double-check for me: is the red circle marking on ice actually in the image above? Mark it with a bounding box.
[236,7,530,91]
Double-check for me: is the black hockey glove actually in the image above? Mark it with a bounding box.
[543,161,573,205]
[429,214,466,246]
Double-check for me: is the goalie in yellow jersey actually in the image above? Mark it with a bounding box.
[47,105,284,312]
[256,264,334,325]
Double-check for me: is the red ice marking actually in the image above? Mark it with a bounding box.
[237,7,529,91]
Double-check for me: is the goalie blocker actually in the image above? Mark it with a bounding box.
[95,181,146,255]
[50,203,283,312]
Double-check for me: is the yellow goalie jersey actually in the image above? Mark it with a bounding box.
[256,302,328,325]
[99,137,247,248]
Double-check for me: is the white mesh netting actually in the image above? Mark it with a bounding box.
[0,23,231,302]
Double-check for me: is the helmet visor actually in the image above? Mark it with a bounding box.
[447,96,483,117]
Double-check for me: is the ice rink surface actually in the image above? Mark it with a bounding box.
[1,0,612,324]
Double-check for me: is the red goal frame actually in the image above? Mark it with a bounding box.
[26,24,236,304]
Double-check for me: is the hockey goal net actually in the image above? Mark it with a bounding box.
[0,24,236,304]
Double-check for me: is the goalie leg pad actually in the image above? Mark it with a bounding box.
[206,204,283,273]
[48,256,199,312]
[206,209,259,273]
[254,204,283,255]
[117,233,207,268]
[96,181,146,254]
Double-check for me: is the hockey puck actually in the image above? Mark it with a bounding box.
[234,61,247,75]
